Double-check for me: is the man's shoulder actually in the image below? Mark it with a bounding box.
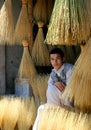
[63,63,73,70]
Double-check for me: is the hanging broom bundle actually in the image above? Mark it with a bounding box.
[38,104,91,130]
[62,37,91,113]
[31,21,50,66]
[14,0,31,44]
[27,0,33,52]
[33,0,47,24]
[0,0,14,45]
[45,0,91,45]
[46,0,55,23]
[18,39,37,82]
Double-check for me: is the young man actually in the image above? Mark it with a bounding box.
[46,48,73,106]
[32,48,73,130]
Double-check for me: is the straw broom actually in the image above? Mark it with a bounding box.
[46,0,55,23]
[0,97,9,129]
[31,21,50,66]
[17,97,37,130]
[14,0,31,44]
[33,0,47,24]
[18,39,37,83]
[0,0,14,45]
[45,0,90,45]
[27,0,33,52]
[62,37,91,113]
[38,104,91,130]
[2,97,21,130]
[31,74,49,107]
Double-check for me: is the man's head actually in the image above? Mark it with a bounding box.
[50,48,64,71]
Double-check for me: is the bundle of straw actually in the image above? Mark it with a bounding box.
[27,0,33,52]
[17,97,37,130]
[31,21,50,66]
[62,37,91,113]
[0,0,14,45]
[14,0,31,44]
[2,97,21,130]
[33,0,47,24]
[0,98,9,129]
[18,39,37,82]
[46,0,55,23]
[31,74,49,107]
[38,104,91,130]
[45,0,91,45]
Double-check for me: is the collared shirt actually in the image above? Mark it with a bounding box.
[48,63,73,86]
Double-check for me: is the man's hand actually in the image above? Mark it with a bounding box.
[54,82,66,92]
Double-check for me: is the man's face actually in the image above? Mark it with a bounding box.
[50,53,63,71]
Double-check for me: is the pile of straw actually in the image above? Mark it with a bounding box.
[45,0,91,45]
[14,0,31,44]
[38,104,91,130]
[0,0,14,45]
[31,21,50,66]
[62,37,91,113]
[18,40,37,82]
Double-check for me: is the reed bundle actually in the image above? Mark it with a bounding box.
[2,97,21,130]
[47,0,55,23]
[18,40,37,82]
[17,97,37,130]
[27,0,33,52]
[33,0,47,24]
[0,0,14,45]
[0,98,9,128]
[38,104,91,130]
[31,21,50,66]
[31,74,49,107]
[62,37,91,113]
[14,0,31,44]
[45,0,90,45]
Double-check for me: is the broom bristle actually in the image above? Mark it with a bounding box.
[33,0,47,24]
[2,97,21,130]
[31,21,50,66]
[45,0,90,45]
[0,0,14,45]
[38,104,91,130]
[14,1,31,44]
[62,37,91,113]
[18,40,37,82]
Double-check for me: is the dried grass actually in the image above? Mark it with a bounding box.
[31,74,49,107]
[0,0,14,45]
[18,40,37,82]
[62,37,91,113]
[31,21,50,66]
[33,0,47,24]
[14,1,31,44]
[45,0,90,45]
[38,104,91,130]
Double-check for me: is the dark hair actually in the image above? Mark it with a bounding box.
[49,48,64,58]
